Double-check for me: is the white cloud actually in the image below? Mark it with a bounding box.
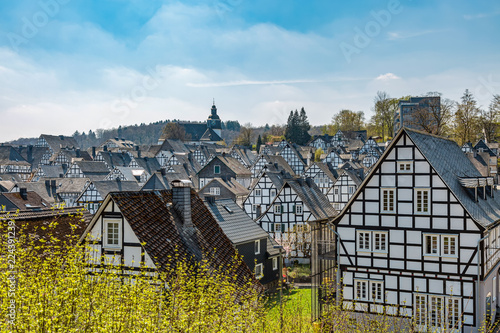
[463,11,500,20]
[387,30,444,40]
[375,73,400,81]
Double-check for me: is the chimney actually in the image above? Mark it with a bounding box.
[27,145,33,163]
[76,148,81,158]
[171,179,194,234]
[20,188,28,200]
[103,145,108,152]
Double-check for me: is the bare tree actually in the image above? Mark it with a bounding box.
[408,92,455,135]
[373,91,399,139]
[161,122,188,141]
[454,89,481,145]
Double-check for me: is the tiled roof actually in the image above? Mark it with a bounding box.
[103,190,260,289]
[204,155,251,177]
[18,181,60,204]
[205,198,269,245]
[0,206,91,247]
[0,191,51,210]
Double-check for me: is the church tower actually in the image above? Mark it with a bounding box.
[207,101,222,137]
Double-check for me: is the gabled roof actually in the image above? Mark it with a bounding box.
[0,181,17,192]
[19,181,60,204]
[55,148,93,163]
[40,134,79,152]
[276,177,337,220]
[254,154,295,176]
[16,146,51,167]
[134,157,162,175]
[306,162,338,182]
[109,167,146,182]
[97,151,132,169]
[0,146,30,166]
[0,191,51,210]
[37,165,66,178]
[200,128,223,142]
[81,190,259,289]
[201,155,251,177]
[73,161,110,176]
[56,177,90,194]
[159,139,191,154]
[474,139,496,157]
[90,179,141,199]
[199,177,249,197]
[334,168,363,186]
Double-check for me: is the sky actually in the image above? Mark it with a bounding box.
[0,0,499,142]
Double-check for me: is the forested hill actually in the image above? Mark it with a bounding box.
[7,120,171,149]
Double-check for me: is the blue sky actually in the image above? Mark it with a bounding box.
[0,0,499,142]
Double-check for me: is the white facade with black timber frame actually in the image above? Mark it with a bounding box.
[243,171,286,220]
[332,128,500,332]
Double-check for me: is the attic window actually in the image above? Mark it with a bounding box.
[214,165,221,174]
[397,161,412,173]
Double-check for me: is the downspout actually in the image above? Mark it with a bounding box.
[477,232,490,328]
[326,222,341,304]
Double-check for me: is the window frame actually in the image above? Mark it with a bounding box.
[415,188,430,214]
[254,240,261,255]
[295,204,303,215]
[354,279,384,302]
[397,161,413,173]
[255,263,263,279]
[357,231,371,252]
[255,188,262,197]
[209,187,220,195]
[214,165,221,174]
[357,230,388,253]
[272,257,278,270]
[274,204,282,215]
[381,188,395,213]
[103,219,122,249]
[423,234,458,258]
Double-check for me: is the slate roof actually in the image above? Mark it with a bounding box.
[254,154,296,176]
[307,162,338,181]
[204,155,251,177]
[474,139,496,157]
[200,128,223,142]
[199,178,250,197]
[19,181,60,204]
[37,165,66,178]
[82,190,260,290]
[0,146,30,166]
[204,198,270,245]
[90,179,141,199]
[132,157,162,175]
[40,134,79,152]
[405,128,500,228]
[73,161,110,176]
[55,148,92,163]
[16,146,51,167]
[177,122,208,141]
[56,177,90,194]
[0,181,16,192]
[97,151,132,169]
[284,178,337,220]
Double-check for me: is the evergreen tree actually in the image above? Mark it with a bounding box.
[256,135,262,152]
[285,108,311,145]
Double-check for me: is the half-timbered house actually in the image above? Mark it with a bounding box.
[250,154,295,180]
[76,179,140,214]
[329,168,363,211]
[198,178,249,206]
[322,148,345,169]
[78,182,260,290]
[197,155,251,189]
[311,128,500,332]
[257,177,336,263]
[0,146,32,182]
[65,161,110,180]
[243,170,290,220]
[278,142,307,175]
[304,162,338,196]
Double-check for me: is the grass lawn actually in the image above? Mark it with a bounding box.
[264,288,314,332]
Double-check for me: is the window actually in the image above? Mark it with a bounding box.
[295,204,303,214]
[357,231,371,251]
[354,279,383,302]
[104,219,121,248]
[255,263,263,279]
[415,189,430,213]
[414,294,461,331]
[424,234,457,257]
[255,189,262,197]
[214,165,221,174]
[252,204,257,213]
[270,189,276,198]
[334,188,339,195]
[274,204,282,214]
[275,223,281,232]
[397,161,412,173]
[272,257,278,270]
[348,186,355,194]
[209,187,220,195]
[357,230,388,253]
[381,188,395,212]
[254,240,260,255]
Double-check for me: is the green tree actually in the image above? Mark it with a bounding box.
[285,108,311,145]
[332,110,365,132]
[454,89,481,145]
[256,134,262,152]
